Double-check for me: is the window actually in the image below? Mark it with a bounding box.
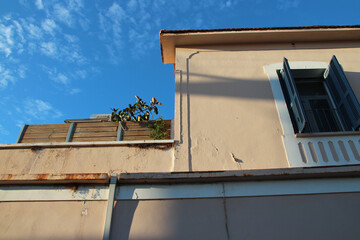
[279,56,360,134]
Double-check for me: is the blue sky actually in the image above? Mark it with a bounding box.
[0,0,359,143]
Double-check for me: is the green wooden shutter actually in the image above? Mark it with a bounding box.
[324,55,360,131]
[282,58,307,133]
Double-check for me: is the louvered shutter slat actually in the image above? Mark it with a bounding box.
[282,58,307,133]
[325,55,360,130]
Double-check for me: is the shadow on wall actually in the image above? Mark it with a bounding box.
[175,71,276,171]
[346,72,360,97]
[176,71,360,100]
[110,200,139,239]
[175,72,275,100]
[109,198,228,240]
[174,70,360,172]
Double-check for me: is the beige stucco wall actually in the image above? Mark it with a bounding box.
[173,41,360,171]
[0,201,106,240]
[0,145,173,174]
[111,192,360,240]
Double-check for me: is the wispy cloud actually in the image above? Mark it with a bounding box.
[44,67,70,86]
[69,88,81,94]
[277,0,300,10]
[41,18,57,35]
[53,3,73,27]
[64,34,78,43]
[0,23,13,57]
[53,73,69,85]
[0,65,15,88]
[35,0,44,10]
[25,22,43,40]
[127,0,138,12]
[16,65,27,79]
[24,99,63,120]
[106,2,125,49]
[0,124,9,136]
[40,41,57,56]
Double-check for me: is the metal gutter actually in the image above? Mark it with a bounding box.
[103,175,117,240]
[118,165,360,184]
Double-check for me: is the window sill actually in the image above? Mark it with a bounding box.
[0,139,175,149]
[295,131,360,138]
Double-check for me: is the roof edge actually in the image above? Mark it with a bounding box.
[160,25,360,64]
[160,25,360,35]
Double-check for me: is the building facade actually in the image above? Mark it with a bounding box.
[1,25,360,239]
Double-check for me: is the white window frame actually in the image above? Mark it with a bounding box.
[264,62,360,167]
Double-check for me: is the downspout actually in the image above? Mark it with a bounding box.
[103,174,117,240]
[185,51,199,172]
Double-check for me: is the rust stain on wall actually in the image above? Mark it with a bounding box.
[36,174,49,180]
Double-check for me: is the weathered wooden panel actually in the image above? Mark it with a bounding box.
[75,122,118,128]
[17,120,171,143]
[71,137,117,142]
[21,138,66,143]
[72,132,117,138]
[122,136,154,141]
[22,133,68,139]
[73,127,118,132]
[25,124,69,133]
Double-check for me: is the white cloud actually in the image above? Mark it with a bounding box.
[69,88,81,94]
[0,65,15,88]
[13,20,24,42]
[54,73,69,85]
[25,23,43,39]
[64,34,78,43]
[16,120,25,128]
[277,0,300,10]
[54,3,73,27]
[79,18,90,31]
[69,0,84,12]
[220,0,232,8]
[35,0,44,10]
[60,46,86,64]
[24,99,63,120]
[41,19,57,35]
[0,124,9,136]
[127,0,138,12]
[17,65,26,79]
[43,67,70,86]
[107,3,126,21]
[0,24,13,57]
[40,41,57,56]
[75,70,87,79]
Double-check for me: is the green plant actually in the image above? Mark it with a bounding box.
[111,96,169,139]
[148,118,169,140]
[111,96,162,122]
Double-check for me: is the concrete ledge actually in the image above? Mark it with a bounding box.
[118,165,360,184]
[0,139,175,149]
[0,173,109,185]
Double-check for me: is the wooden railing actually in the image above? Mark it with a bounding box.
[17,120,172,143]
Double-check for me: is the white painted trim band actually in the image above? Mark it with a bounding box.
[118,178,360,200]
[0,185,109,201]
[1,178,360,201]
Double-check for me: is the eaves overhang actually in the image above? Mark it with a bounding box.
[160,25,360,64]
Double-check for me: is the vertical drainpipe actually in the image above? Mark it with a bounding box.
[116,122,123,141]
[16,124,28,143]
[66,123,76,142]
[103,175,117,240]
